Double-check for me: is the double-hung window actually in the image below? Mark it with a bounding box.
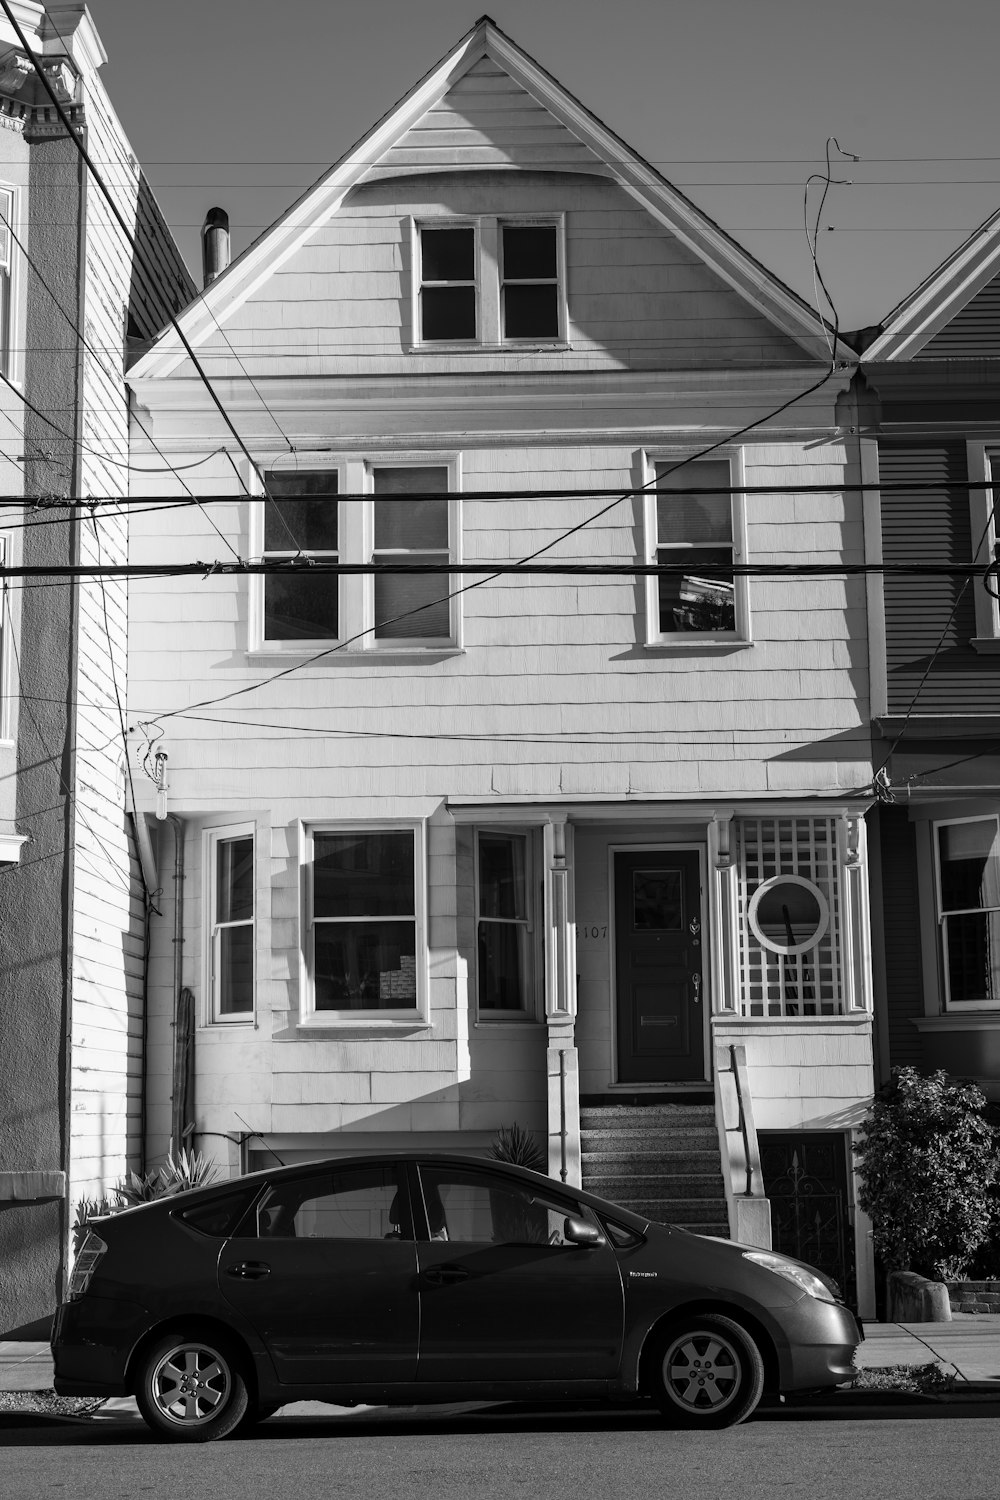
[0,186,13,378]
[966,442,1000,647]
[934,816,1000,1009]
[477,830,536,1016]
[645,451,749,645]
[371,466,452,643]
[261,470,339,642]
[252,458,460,652]
[415,217,564,347]
[304,826,425,1022]
[208,827,255,1022]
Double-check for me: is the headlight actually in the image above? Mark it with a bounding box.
[742,1250,838,1303]
[68,1231,108,1299]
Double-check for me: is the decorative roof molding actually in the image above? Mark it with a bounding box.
[863,205,1000,361]
[129,16,849,383]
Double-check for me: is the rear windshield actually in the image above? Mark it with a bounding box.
[177,1188,257,1238]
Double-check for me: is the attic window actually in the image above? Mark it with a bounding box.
[414,216,565,348]
[501,224,559,339]
[419,226,476,341]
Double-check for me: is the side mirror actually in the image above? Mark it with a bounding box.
[564,1216,605,1247]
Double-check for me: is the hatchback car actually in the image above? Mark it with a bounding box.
[53,1152,860,1441]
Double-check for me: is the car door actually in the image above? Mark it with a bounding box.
[218,1160,419,1386]
[412,1162,624,1385]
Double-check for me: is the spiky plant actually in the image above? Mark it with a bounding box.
[489,1122,545,1173]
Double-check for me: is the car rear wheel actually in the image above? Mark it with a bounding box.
[135,1332,250,1442]
[650,1314,765,1429]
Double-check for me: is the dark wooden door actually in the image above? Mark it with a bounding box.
[614,850,704,1083]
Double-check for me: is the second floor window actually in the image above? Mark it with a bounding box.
[372,466,451,642]
[262,470,339,641]
[416,217,564,347]
[645,452,749,645]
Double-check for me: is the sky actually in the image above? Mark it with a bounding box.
[85,0,1000,332]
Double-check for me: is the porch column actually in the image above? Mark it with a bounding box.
[707,811,739,1017]
[544,816,580,1186]
[839,813,873,1013]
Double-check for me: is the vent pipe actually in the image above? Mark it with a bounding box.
[201,207,230,287]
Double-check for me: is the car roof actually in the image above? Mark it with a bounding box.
[112,1151,654,1234]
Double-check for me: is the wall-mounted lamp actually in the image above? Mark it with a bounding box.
[154,750,169,822]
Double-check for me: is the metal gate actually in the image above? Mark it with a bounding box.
[759,1132,856,1308]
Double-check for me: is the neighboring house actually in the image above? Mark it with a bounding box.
[861,210,1000,1102]
[0,3,195,1335]
[126,17,878,1312]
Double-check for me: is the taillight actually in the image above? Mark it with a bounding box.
[68,1231,108,1299]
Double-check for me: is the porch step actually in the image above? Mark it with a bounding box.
[580,1103,729,1238]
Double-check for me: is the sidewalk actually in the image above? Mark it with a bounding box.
[2,1315,1000,1397]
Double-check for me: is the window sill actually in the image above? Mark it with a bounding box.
[912,1013,1000,1030]
[295,1018,431,1037]
[406,341,571,354]
[247,646,465,666]
[474,1017,544,1029]
[643,638,752,654]
[971,637,1000,654]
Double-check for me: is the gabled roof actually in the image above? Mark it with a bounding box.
[130,14,848,381]
[863,204,1000,361]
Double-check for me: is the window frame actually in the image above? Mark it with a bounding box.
[411,214,567,350]
[474,826,541,1022]
[966,442,1000,648]
[642,447,750,648]
[298,819,429,1027]
[249,461,345,653]
[249,456,463,655]
[933,813,1000,1012]
[204,822,257,1026]
[0,531,11,744]
[363,455,463,650]
[0,184,18,382]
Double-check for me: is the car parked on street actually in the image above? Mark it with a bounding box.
[53,1153,860,1441]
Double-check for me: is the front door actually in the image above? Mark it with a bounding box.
[614,849,704,1083]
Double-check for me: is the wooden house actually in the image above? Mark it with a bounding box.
[0,3,195,1334]
[861,209,1000,1101]
[126,17,878,1312]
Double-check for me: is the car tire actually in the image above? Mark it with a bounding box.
[650,1314,765,1429]
[135,1331,250,1442]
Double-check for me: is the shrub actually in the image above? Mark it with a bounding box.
[71,1149,219,1252]
[488,1122,545,1173]
[854,1068,1000,1281]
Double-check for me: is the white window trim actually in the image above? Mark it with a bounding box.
[297,819,429,1028]
[932,812,1000,1011]
[642,447,751,649]
[0,184,20,384]
[249,455,462,655]
[0,531,12,744]
[249,460,345,654]
[966,441,1000,649]
[363,453,463,651]
[474,826,542,1024]
[203,822,256,1026]
[410,214,568,351]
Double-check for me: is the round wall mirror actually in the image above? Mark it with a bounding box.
[747,874,829,955]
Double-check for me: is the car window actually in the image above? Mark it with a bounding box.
[256,1164,410,1240]
[178,1188,258,1238]
[417,1166,585,1246]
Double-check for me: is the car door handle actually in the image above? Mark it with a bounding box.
[422,1264,469,1286]
[226,1260,271,1280]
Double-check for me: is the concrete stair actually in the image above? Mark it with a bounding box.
[580,1103,730,1237]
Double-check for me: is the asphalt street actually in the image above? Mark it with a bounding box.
[3,1401,1000,1500]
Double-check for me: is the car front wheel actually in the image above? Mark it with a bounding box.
[651,1314,765,1429]
[135,1332,250,1442]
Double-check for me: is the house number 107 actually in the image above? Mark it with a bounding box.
[582,925,607,939]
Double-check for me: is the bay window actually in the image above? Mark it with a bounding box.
[208,827,255,1022]
[477,829,536,1017]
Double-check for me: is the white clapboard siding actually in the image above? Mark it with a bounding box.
[366,59,608,179]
